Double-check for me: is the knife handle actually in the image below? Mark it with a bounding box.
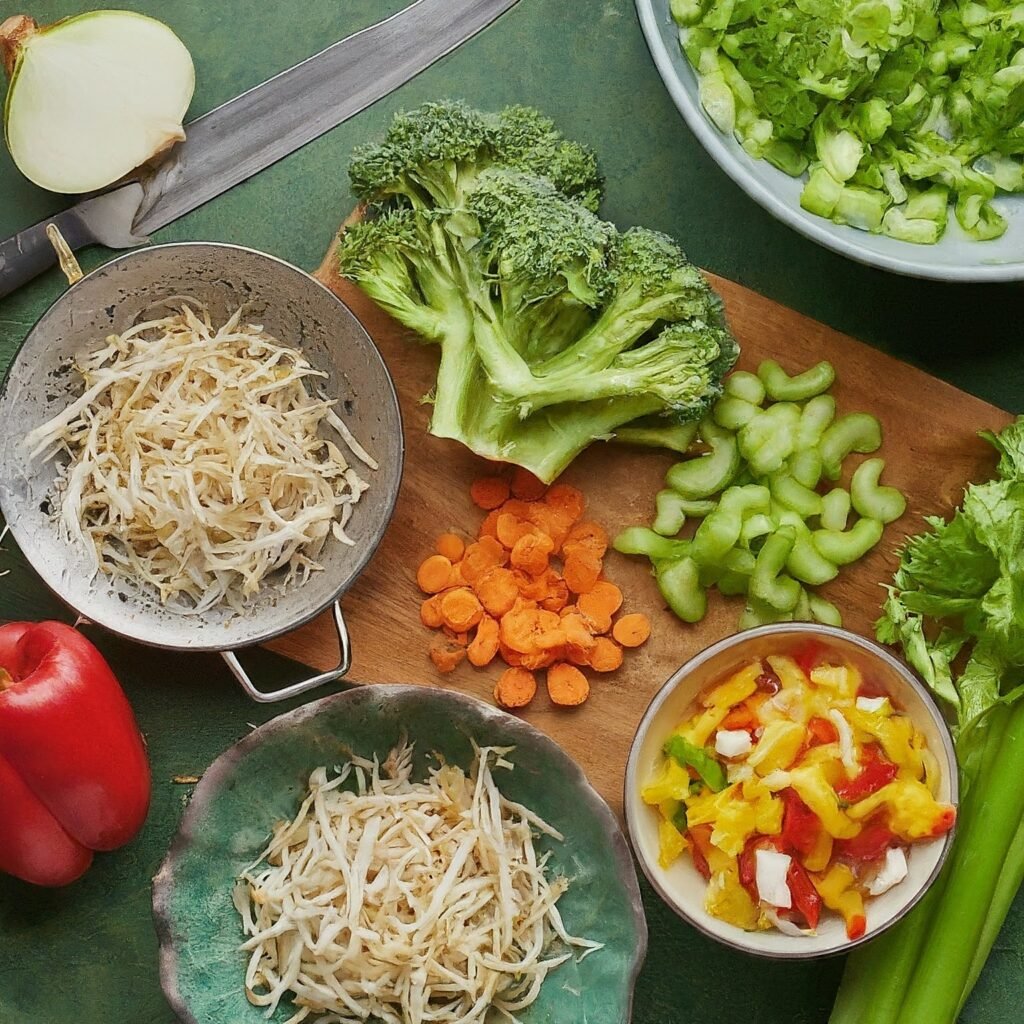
[0,209,96,300]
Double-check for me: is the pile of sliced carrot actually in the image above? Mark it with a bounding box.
[416,468,652,710]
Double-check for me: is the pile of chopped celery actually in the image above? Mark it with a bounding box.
[614,359,905,627]
[671,0,1024,243]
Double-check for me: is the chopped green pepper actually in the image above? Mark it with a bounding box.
[663,734,727,792]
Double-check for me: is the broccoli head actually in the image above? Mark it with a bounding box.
[348,99,603,212]
[338,101,738,481]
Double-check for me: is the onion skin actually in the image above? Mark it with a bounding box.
[0,14,35,78]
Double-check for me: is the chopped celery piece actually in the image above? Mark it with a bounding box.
[665,422,740,498]
[653,489,689,536]
[656,557,707,623]
[724,370,766,405]
[713,395,760,431]
[613,527,691,561]
[750,526,801,611]
[821,488,852,532]
[789,448,823,489]
[770,472,824,518]
[759,359,835,402]
[738,403,800,476]
[850,458,907,523]
[820,413,882,479]
[796,395,836,450]
[812,518,884,565]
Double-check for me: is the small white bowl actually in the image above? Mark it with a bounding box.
[635,0,1024,282]
[624,624,958,958]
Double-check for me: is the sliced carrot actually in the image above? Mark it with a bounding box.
[538,572,569,613]
[461,540,505,585]
[500,605,561,654]
[448,562,466,588]
[579,580,623,619]
[494,667,537,709]
[498,641,525,667]
[525,503,573,551]
[535,625,568,651]
[579,607,613,636]
[589,636,624,673]
[478,508,502,540]
[496,513,536,549]
[520,648,559,670]
[417,554,454,594]
[436,532,465,563]
[560,612,596,652]
[442,627,470,647]
[470,476,511,510]
[439,587,483,632]
[563,521,608,560]
[420,595,444,629]
[547,662,590,706]
[565,643,592,667]
[510,467,548,501]
[429,642,466,674]
[546,484,585,523]
[467,615,500,667]
[510,532,555,577]
[564,552,602,595]
[474,566,520,618]
[499,498,535,520]
[612,612,652,648]
[477,534,508,564]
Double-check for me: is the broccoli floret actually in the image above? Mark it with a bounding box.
[538,227,723,376]
[338,101,738,482]
[349,99,603,212]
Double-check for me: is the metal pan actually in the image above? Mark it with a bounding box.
[0,242,403,702]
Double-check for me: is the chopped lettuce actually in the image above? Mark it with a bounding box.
[673,0,1024,243]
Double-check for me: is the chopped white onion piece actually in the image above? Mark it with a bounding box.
[715,728,754,757]
[857,696,890,714]
[868,847,909,896]
[829,708,859,779]
[755,849,792,909]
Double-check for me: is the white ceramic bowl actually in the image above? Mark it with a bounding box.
[635,0,1024,282]
[625,624,958,958]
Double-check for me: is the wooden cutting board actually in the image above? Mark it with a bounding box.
[267,236,1014,816]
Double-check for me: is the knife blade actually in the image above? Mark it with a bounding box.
[0,0,520,299]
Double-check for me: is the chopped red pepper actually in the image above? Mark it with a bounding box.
[793,640,828,678]
[755,663,781,694]
[835,755,898,802]
[0,622,151,886]
[786,858,822,929]
[782,789,823,856]
[835,819,897,862]
[807,715,839,746]
[721,702,758,731]
[688,824,714,880]
[846,913,867,940]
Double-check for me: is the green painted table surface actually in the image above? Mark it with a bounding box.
[0,2,1022,1022]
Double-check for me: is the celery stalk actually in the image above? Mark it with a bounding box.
[895,701,1024,1023]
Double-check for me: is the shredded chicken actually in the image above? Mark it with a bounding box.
[234,744,601,1024]
[25,302,376,614]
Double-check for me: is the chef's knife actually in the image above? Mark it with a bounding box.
[0,0,520,299]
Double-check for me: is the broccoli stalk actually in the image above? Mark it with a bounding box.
[338,101,738,481]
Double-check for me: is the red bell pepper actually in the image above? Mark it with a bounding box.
[786,858,822,929]
[835,819,896,863]
[834,749,898,802]
[0,621,151,886]
[781,789,822,856]
[807,715,839,747]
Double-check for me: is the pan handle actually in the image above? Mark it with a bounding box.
[220,601,351,703]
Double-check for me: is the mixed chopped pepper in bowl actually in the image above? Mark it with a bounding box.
[625,624,958,958]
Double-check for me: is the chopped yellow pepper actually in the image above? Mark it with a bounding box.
[810,662,861,701]
[804,828,834,873]
[657,818,688,868]
[641,758,694,806]
[749,719,805,774]
[846,778,956,840]
[814,863,866,938]
[847,707,924,779]
[789,764,861,838]
[682,663,760,746]
[705,866,765,931]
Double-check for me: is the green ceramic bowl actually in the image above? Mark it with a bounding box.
[153,684,647,1023]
